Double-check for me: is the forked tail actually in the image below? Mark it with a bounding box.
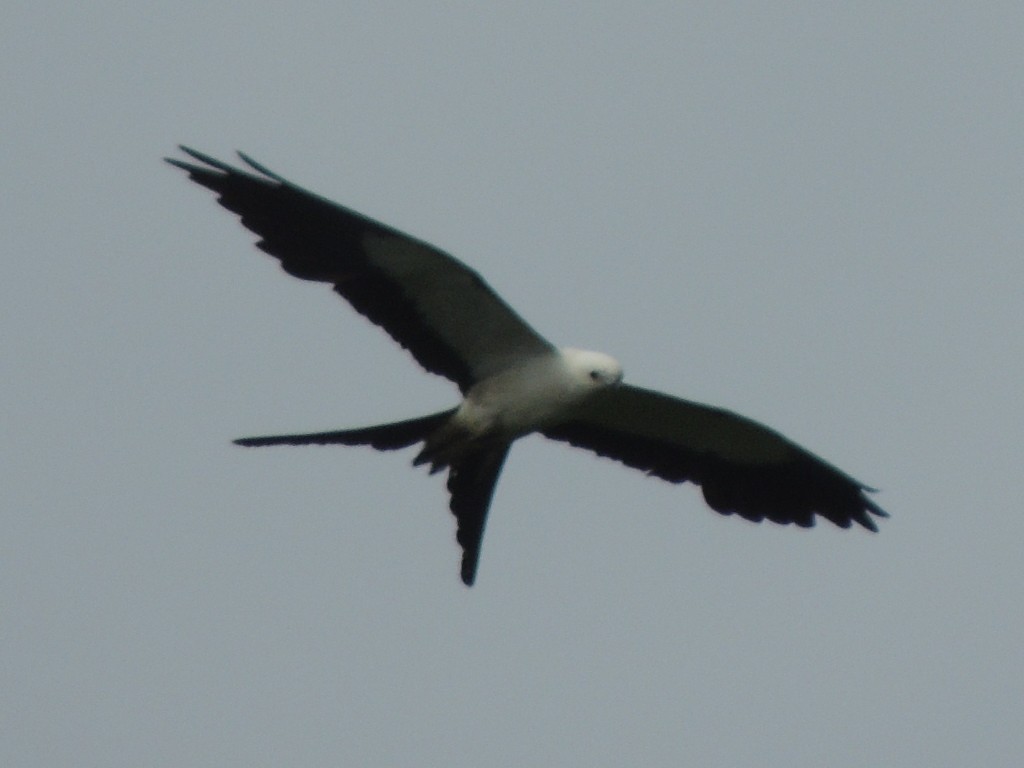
[233,408,457,450]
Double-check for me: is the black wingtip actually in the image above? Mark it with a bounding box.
[237,150,284,182]
[163,156,191,171]
[164,147,227,178]
[166,146,285,187]
[843,490,889,533]
[176,145,233,171]
[869,499,890,518]
[859,515,880,534]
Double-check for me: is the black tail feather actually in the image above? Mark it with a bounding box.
[233,408,456,450]
[448,446,510,586]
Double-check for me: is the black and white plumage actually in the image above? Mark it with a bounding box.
[167,147,888,586]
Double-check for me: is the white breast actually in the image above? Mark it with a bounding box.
[457,349,615,438]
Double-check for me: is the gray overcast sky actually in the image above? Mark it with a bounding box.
[4,2,1022,766]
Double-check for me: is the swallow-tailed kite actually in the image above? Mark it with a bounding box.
[167,147,888,585]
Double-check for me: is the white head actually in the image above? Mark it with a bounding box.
[561,348,624,389]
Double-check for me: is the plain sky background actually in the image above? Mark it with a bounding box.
[4,3,1022,766]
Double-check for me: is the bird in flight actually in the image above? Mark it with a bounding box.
[167,147,887,586]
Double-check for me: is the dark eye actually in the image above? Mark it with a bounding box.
[589,370,602,382]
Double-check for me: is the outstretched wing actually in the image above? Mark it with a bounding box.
[166,147,554,392]
[543,385,887,531]
[447,447,510,586]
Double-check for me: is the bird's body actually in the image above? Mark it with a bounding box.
[456,349,624,438]
[168,147,888,585]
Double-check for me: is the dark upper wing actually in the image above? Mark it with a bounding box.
[447,446,510,586]
[166,147,554,393]
[543,384,887,531]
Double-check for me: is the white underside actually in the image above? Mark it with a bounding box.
[455,347,623,439]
